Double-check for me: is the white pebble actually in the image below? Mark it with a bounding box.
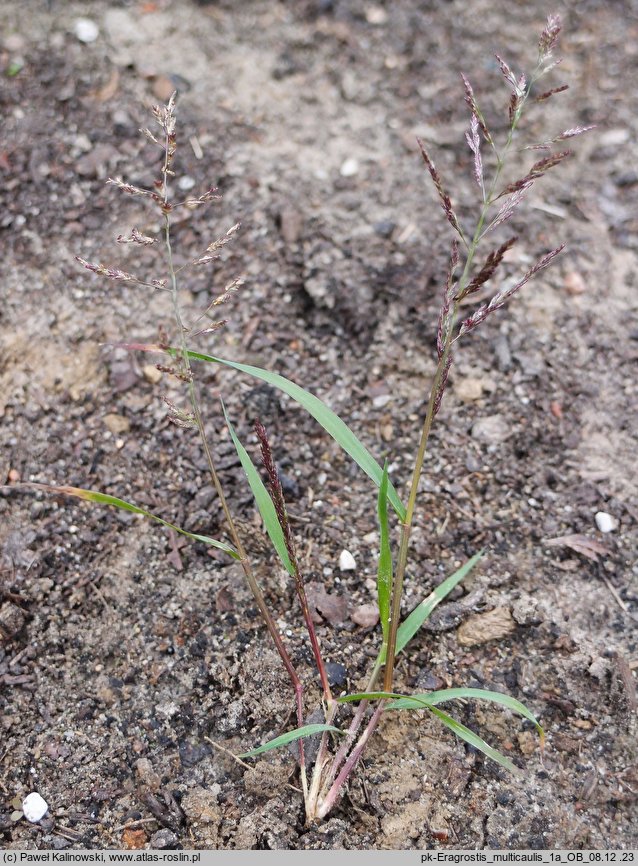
[339,158,359,177]
[23,792,48,823]
[177,175,196,191]
[339,549,356,571]
[74,18,99,43]
[595,511,618,533]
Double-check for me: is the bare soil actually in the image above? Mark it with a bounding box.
[1,0,637,851]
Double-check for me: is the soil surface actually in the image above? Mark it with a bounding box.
[1,0,637,852]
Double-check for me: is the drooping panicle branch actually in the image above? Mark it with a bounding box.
[458,244,566,338]
[461,74,493,146]
[416,138,465,241]
[458,236,517,300]
[436,241,460,359]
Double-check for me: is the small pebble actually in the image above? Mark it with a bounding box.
[339,157,359,177]
[142,364,162,385]
[178,175,196,191]
[454,376,484,402]
[74,18,99,44]
[103,413,130,434]
[339,549,356,571]
[595,511,618,533]
[325,662,347,688]
[150,829,178,849]
[350,603,379,628]
[471,414,511,444]
[22,792,48,823]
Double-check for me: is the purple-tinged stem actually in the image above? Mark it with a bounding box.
[255,420,334,707]
[315,703,385,821]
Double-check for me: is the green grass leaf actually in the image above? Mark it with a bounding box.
[29,484,239,558]
[427,705,521,774]
[170,348,406,521]
[221,404,294,576]
[338,691,403,703]
[239,724,344,758]
[377,460,393,645]
[387,687,543,743]
[378,551,483,664]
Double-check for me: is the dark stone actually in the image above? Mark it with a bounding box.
[150,828,180,849]
[178,739,211,768]
[325,662,347,688]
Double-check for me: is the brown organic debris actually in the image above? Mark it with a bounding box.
[545,534,608,562]
[456,607,516,646]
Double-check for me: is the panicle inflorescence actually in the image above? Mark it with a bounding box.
[416,138,464,240]
[465,114,483,191]
[539,14,562,57]
[117,228,157,246]
[459,236,517,300]
[458,244,565,338]
[461,74,493,146]
[254,420,299,575]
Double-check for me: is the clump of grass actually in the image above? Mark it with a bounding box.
[18,15,590,825]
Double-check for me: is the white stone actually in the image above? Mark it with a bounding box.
[339,158,359,177]
[595,511,618,533]
[74,18,99,44]
[23,792,48,823]
[339,549,356,571]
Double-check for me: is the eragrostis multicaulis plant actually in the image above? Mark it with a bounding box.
[22,14,592,824]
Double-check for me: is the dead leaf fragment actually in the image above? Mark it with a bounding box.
[306,582,349,625]
[457,606,516,647]
[545,534,607,562]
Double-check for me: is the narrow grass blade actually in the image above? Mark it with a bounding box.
[387,688,543,742]
[171,348,406,521]
[338,691,404,703]
[221,404,294,576]
[28,484,239,558]
[427,705,520,774]
[238,724,343,758]
[378,551,483,664]
[377,460,393,645]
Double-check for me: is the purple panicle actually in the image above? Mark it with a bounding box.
[417,138,464,239]
[539,14,562,57]
[458,244,566,338]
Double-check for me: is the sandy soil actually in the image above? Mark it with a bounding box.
[1,0,637,851]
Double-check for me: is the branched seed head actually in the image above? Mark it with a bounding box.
[433,353,453,417]
[461,74,493,145]
[162,396,196,428]
[539,14,562,58]
[535,83,569,102]
[495,54,517,87]
[75,256,139,283]
[436,241,460,359]
[487,182,534,233]
[458,244,566,338]
[106,177,154,198]
[465,114,483,190]
[459,236,517,300]
[417,138,464,239]
[117,228,157,246]
[254,419,299,574]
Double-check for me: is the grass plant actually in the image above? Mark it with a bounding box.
[20,15,591,825]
